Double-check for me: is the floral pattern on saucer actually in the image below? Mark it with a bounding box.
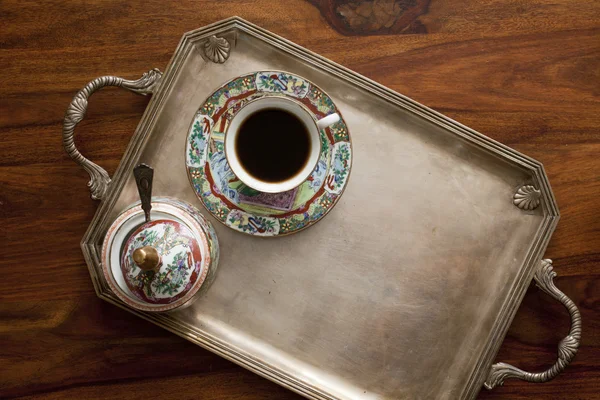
[186,71,352,236]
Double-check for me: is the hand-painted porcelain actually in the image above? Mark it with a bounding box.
[101,198,219,312]
[186,71,352,237]
[120,219,202,304]
[224,96,336,194]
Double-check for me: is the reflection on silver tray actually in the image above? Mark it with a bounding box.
[63,17,580,400]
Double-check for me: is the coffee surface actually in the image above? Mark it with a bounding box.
[234,108,311,183]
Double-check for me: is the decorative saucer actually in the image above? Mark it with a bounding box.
[186,71,352,237]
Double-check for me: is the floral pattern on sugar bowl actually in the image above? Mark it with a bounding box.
[120,219,204,304]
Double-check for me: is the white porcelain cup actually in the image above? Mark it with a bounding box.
[224,96,340,193]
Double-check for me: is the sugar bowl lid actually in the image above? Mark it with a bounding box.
[101,165,219,312]
[120,218,204,305]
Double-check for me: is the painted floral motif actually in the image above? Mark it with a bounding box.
[307,86,335,114]
[151,251,193,296]
[325,142,352,195]
[164,198,219,288]
[199,74,257,117]
[186,71,352,236]
[256,72,310,98]
[330,121,350,142]
[226,209,280,236]
[121,220,203,304]
[276,192,338,235]
[186,115,212,167]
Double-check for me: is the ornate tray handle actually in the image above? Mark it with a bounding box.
[484,259,582,389]
[62,69,163,200]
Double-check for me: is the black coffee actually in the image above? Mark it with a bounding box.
[235,108,311,183]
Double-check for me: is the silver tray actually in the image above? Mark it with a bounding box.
[63,17,581,400]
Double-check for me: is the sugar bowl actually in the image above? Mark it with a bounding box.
[101,165,219,312]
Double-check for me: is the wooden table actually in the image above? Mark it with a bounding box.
[1,1,598,398]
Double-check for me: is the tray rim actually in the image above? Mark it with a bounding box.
[79,16,560,400]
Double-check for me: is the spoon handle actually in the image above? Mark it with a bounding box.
[133,164,154,223]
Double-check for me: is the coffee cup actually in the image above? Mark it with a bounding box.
[224,96,339,193]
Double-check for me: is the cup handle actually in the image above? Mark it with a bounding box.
[316,113,340,130]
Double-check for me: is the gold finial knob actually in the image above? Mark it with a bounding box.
[132,246,161,271]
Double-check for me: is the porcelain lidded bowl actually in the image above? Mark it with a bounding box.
[101,197,219,312]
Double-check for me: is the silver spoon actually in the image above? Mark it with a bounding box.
[123,164,161,272]
[133,163,154,224]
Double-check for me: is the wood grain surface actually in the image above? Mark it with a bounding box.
[1,0,598,399]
